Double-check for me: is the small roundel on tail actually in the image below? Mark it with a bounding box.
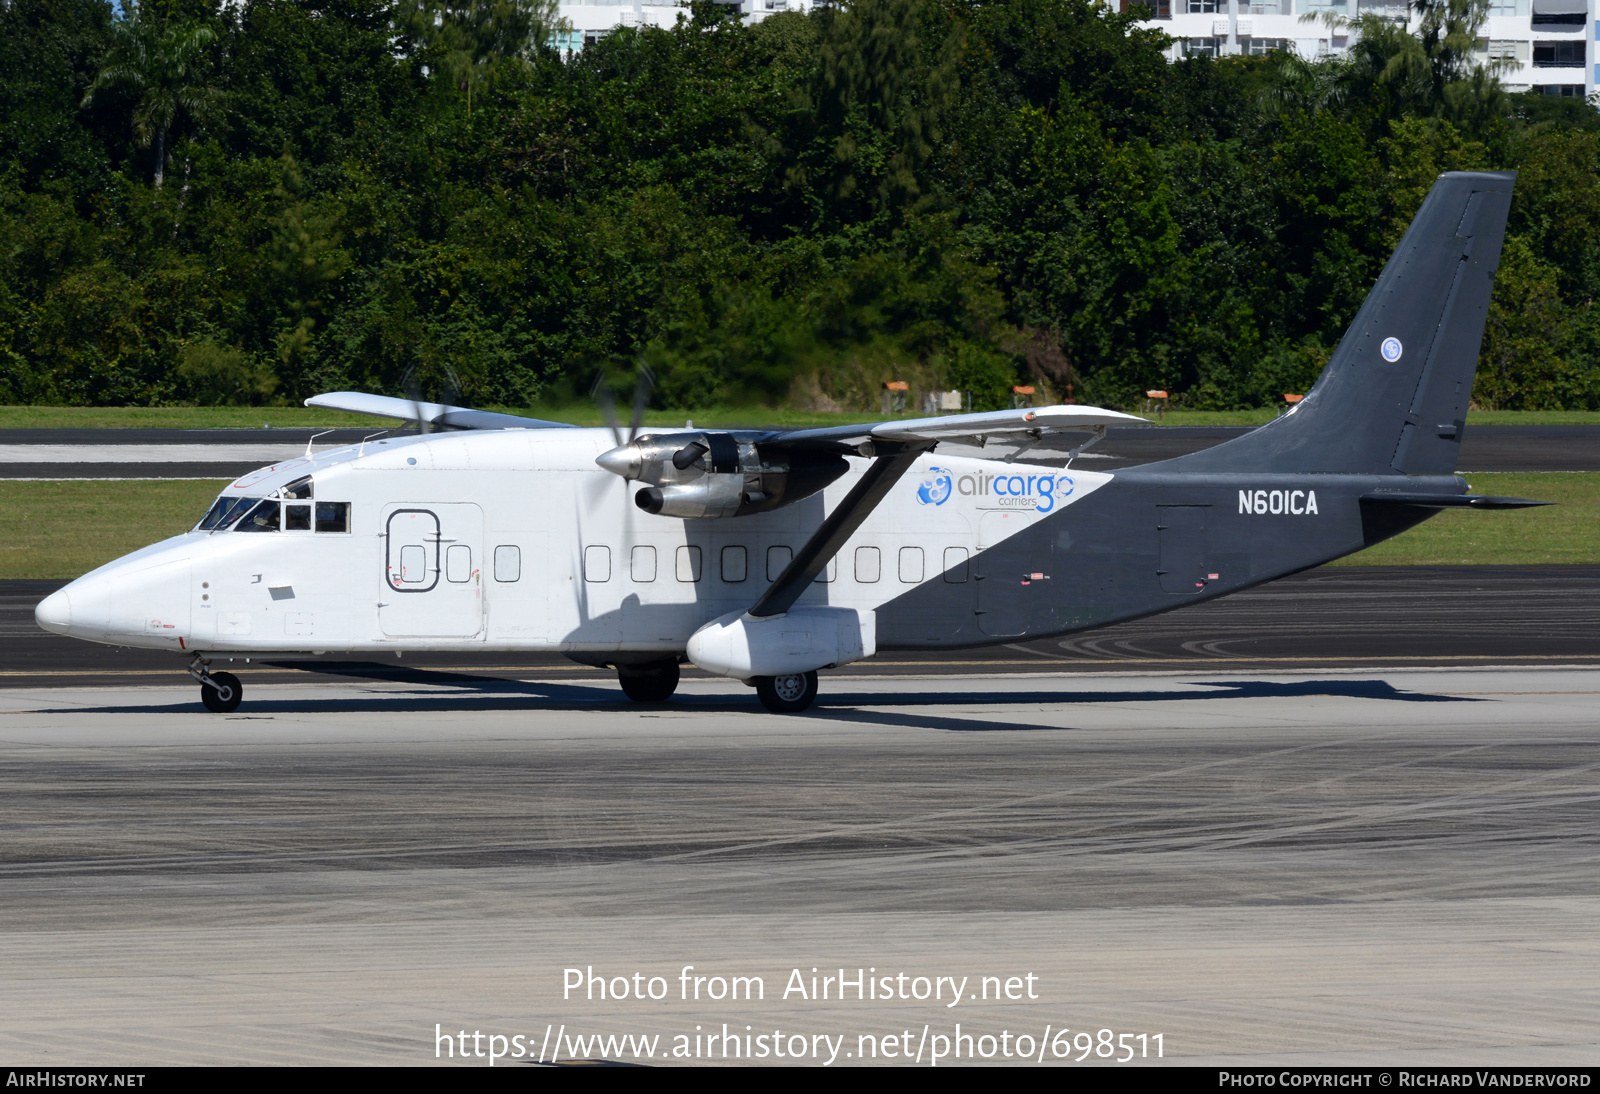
[1381,337,1403,362]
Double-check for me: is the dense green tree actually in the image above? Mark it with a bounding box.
[1,0,1598,412]
[80,6,218,187]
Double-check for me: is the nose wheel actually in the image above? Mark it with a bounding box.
[189,656,243,713]
[755,670,818,714]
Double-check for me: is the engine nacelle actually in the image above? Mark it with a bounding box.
[599,431,849,520]
[636,477,747,519]
[686,607,876,679]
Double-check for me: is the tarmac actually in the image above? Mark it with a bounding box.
[1,663,1597,1066]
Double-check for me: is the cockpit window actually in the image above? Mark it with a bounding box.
[234,499,282,533]
[282,476,313,500]
[197,496,258,531]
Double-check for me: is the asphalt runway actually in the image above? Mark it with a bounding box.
[4,565,1597,693]
[0,667,1596,1065]
[2,423,1597,477]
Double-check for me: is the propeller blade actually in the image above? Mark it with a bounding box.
[402,364,429,435]
[592,373,623,447]
[627,365,654,443]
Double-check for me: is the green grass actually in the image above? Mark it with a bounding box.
[1148,409,1600,427]
[0,480,227,579]
[3,404,1599,430]
[3,472,1593,581]
[1334,472,1600,566]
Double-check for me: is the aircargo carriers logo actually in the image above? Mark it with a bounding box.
[915,468,1076,513]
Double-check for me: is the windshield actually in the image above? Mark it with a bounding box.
[234,499,281,533]
[197,496,260,531]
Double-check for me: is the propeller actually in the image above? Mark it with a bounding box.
[590,364,656,544]
[400,363,463,435]
[592,364,654,449]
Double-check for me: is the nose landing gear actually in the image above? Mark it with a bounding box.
[188,656,243,713]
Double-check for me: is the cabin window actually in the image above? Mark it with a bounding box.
[315,502,350,533]
[854,546,881,583]
[899,546,924,583]
[943,547,970,583]
[631,545,657,583]
[676,545,702,582]
[767,546,792,581]
[399,544,427,582]
[584,545,611,582]
[235,499,282,533]
[494,545,521,582]
[285,504,312,531]
[813,558,836,584]
[721,545,747,583]
[446,544,473,583]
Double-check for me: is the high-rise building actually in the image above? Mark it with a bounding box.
[548,0,818,57]
[1124,0,1594,101]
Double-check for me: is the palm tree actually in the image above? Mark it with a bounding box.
[401,0,562,116]
[81,12,218,189]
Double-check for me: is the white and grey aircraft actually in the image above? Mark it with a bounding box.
[34,172,1543,713]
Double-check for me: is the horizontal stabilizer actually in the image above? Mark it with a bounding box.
[1360,493,1548,509]
[305,392,575,430]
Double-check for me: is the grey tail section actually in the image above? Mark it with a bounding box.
[1165,171,1514,477]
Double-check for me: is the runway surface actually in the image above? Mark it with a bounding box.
[1,667,1597,1065]
[2,423,1597,477]
[4,565,1598,691]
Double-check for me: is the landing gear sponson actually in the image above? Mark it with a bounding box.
[613,659,818,713]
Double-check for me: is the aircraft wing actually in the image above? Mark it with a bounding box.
[304,392,576,430]
[765,405,1146,451]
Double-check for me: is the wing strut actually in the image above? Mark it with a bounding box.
[748,444,931,620]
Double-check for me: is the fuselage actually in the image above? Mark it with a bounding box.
[32,426,1451,661]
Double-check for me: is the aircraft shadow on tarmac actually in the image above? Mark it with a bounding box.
[41,664,1481,725]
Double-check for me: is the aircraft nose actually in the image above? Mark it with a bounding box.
[35,588,72,635]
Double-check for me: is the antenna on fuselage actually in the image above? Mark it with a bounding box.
[304,429,333,459]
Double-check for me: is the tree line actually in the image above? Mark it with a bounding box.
[2,0,1597,413]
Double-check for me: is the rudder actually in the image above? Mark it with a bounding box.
[1168,171,1514,476]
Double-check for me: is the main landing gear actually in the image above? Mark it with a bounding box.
[755,670,818,715]
[617,659,680,704]
[189,656,242,713]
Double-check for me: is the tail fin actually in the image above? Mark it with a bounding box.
[1170,171,1514,476]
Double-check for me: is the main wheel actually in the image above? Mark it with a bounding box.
[618,660,680,703]
[200,671,243,713]
[755,670,818,714]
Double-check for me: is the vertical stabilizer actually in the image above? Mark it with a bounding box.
[1168,171,1514,476]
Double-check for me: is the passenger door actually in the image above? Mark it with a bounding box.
[380,504,485,637]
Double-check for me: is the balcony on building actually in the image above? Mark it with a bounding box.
[1533,39,1586,65]
[1529,0,1587,24]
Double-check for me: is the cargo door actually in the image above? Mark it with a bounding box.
[380,504,485,637]
[975,510,1037,636]
[1157,506,1208,594]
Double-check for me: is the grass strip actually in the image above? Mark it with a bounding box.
[0,480,227,580]
[1334,472,1599,566]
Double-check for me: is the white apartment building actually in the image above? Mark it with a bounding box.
[1124,0,1594,99]
[548,0,819,53]
[548,0,1594,102]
